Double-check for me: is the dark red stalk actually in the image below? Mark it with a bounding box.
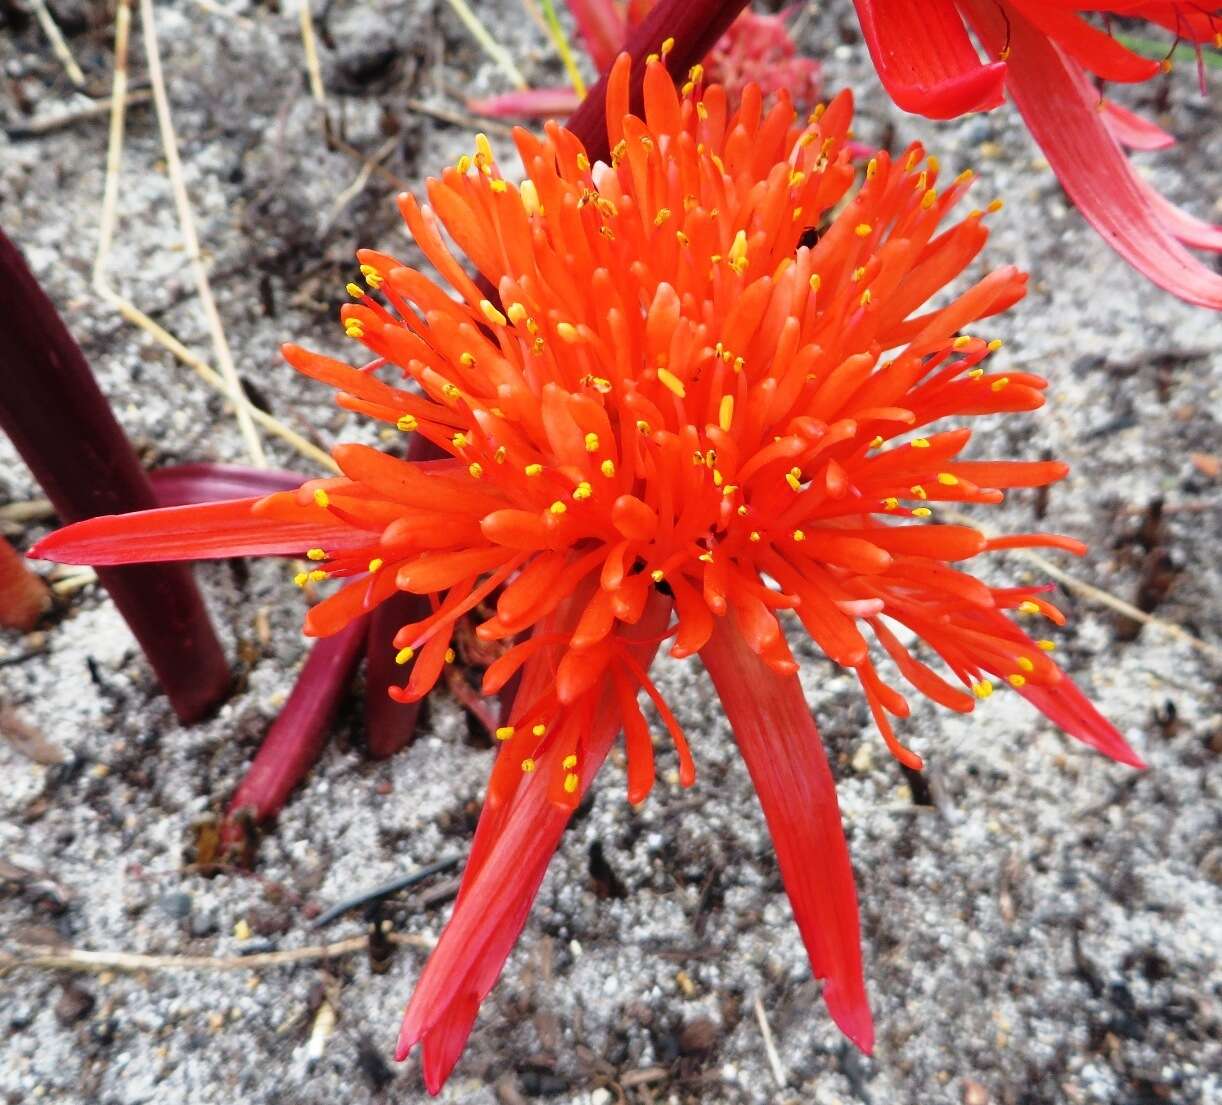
[0,534,50,631]
[0,227,229,722]
[149,463,303,506]
[221,614,367,855]
[565,0,750,162]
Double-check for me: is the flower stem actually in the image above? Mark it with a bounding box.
[565,0,750,162]
[0,227,230,722]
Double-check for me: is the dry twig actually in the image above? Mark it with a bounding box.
[298,0,327,111]
[318,136,398,236]
[752,994,787,1090]
[441,0,529,90]
[0,932,434,976]
[4,92,152,139]
[29,0,87,88]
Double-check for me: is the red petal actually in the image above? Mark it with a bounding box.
[1019,675,1146,769]
[700,619,874,1053]
[1100,99,1175,151]
[851,0,1007,119]
[29,497,361,565]
[960,0,1222,308]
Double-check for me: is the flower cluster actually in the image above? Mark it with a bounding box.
[33,54,1142,1092]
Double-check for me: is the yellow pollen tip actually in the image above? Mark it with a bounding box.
[785,467,802,492]
[556,322,580,343]
[636,420,652,435]
[792,529,806,542]
[346,282,365,299]
[479,299,508,327]
[654,207,671,226]
[921,188,937,209]
[573,481,592,501]
[809,274,821,292]
[912,438,931,449]
[489,179,508,193]
[459,352,476,367]
[854,223,872,237]
[312,489,330,509]
[1016,657,1035,672]
[549,500,567,515]
[306,547,326,561]
[293,571,308,587]
[911,484,928,499]
[987,339,1004,352]
[367,558,383,573]
[986,199,1004,213]
[952,335,972,350]
[660,36,674,55]
[495,726,515,741]
[524,463,543,477]
[584,432,600,453]
[937,472,959,486]
[444,648,456,664]
[657,368,686,397]
[562,753,578,770]
[563,772,579,794]
[912,507,933,518]
[1007,673,1027,688]
[442,383,461,399]
[1018,600,1041,615]
[396,414,418,432]
[600,459,616,477]
[532,723,546,737]
[882,497,899,510]
[870,436,884,448]
[973,680,994,699]
[308,569,327,583]
[967,368,985,379]
[521,758,535,773]
[451,433,469,449]
[749,531,761,542]
[1037,640,1056,652]
[468,462,483,479]
[650,569,665,582]
[991,376,1010,392]
[395,647,414,665]
[506,302,528,325]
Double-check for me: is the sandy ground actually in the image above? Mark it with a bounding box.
[1,3,1220,1104]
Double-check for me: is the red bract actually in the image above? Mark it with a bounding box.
[851,0,1222,308]
[33,56,1144,1092]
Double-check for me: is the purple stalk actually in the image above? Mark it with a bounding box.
[565,0,750,162]
[364,590,430,759]
[220,614,367,856]
[0,227,229,723]
[149,462,303,506]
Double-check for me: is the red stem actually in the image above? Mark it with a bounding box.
[364,590,429,758]
[565,0,750,162]
[0,228,229,723]
[0,534,50,631]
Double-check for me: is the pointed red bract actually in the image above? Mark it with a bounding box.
[702,619,873,1051]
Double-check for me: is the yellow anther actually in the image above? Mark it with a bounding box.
[785,467,803,492]
[442,383,461,399]
[556,322,580,343]
[562,753,578,770]
[444,648,456,663]
[573,481,592,501]
[563,772,580,794]
[584,432,600,453]
[506,302,528,326]
[495,726,515,741]
[866,158,878,179]
[698,552,713,563]
[344,322,364,338]
[313,489,330,509]
[736,504,748,516]
[1016,657,1035,673]
[927,155,940,173]
[306,547,326,561]
[600,459,616,478]
[712,468,723,487]
[955,169,974,185]
[346,282,365,299]
[646,52,659,65]
[809,274,821,292]
[859,289,872,307]
[395,646,415,665]
[882,497,899,510]
[675,229,690,246]
[368,558,384,573]
[987,339,1003,352]
[952,335,972,350]
[789,169,806,187]
[489,179,509,194]
[911,484,928,499]
[1036,640,1056,652]
[855,223,872,237]
[308,569,328,583]
[458,352,476,368]
[722,484,738,498]
[1018,600,1041,615]
[635,419,652,435]
[967,368,985,379]
[650,569,665,583]
[921,188,938,209]
[396,414,418,432]
[973,680,994,699]
[694,100,708,119]
[474,133,494,164]
[688,63,704,83]
[455,154,472,174]
[451,432,469,448]
[660,35,674,55]
[468,462,484,479]
[520,180,542,216]
[524,463,543,477]
[657,368,686,397]
[529,724,546,738]
[293,571,309,587]
[851,266,866,282]
[549,500,567,515]
[792,529,806,542]
[912,507,933,518]
[912,438,931,449]
[494,446,507,464]
[937,472,959,486]
[1007,673,1027,688]
[986,199,1005,213]
[521,758,536,773]
[991,376,1010,392]
[728,229,748,265]
[654,207,672,226]
[479,299,508,327]
[1159,57,1173,73]
[749,531,761,542]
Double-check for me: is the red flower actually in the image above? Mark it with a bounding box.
[32,55,1143,1092]
[851,0,1222,308]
